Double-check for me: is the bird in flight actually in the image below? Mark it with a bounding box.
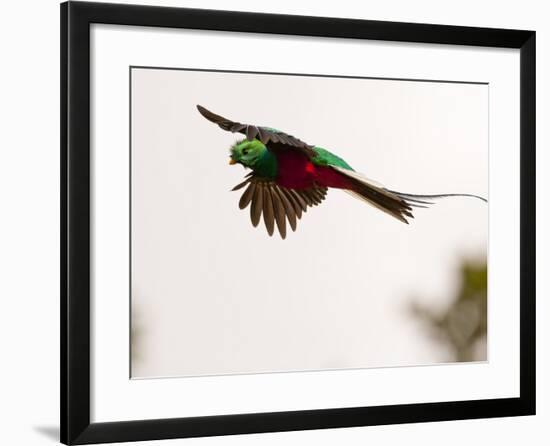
[197,105,486,239]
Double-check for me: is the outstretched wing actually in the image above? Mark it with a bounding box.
[232,174,327,239]
[197,105,317,158]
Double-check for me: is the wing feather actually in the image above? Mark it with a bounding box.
[238,183,255,209]
[250,184,263,227]
[231,178,250,191]
[230,123,246,132]
[270,185,287,239]
[262,186,275,236]
[232,176,327,238]
[246,125,257,141]
[257,127,270,145]
[288,189,309,213]
[274,187,297,231]
[197,105,316,158]
[280,188,303,219]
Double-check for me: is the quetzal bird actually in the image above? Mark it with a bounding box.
[197,105,486,239]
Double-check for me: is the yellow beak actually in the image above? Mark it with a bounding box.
[229,158,237,165]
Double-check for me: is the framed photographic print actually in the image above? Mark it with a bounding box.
[61,1,536,444]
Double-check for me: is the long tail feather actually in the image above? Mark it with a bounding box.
[332,166,486,224]
[388,191,487,203]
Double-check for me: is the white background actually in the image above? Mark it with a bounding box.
[0,0,547,445]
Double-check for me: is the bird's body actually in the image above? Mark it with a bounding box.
[251,143,354,190]
[196,105,486,239]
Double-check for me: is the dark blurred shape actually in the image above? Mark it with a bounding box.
[410,259,487,362]
[131,305,145,370]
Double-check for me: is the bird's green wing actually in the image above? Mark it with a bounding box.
[232,174,328,239]
[196,105,317,158]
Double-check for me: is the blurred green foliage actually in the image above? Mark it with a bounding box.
[411,259,487,362]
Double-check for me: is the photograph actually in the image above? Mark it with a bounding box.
[130,67,488,378]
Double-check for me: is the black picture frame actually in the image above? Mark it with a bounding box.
[61,1,536,444]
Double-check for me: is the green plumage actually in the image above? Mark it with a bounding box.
[311,146,354,171]
[231,139,278,178]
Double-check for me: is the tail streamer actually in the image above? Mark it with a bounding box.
[389,190,487,206]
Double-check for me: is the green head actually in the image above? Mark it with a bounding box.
[229,139,267,168]
[229,139,277,178]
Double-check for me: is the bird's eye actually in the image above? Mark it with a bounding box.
[242,149,249,155]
